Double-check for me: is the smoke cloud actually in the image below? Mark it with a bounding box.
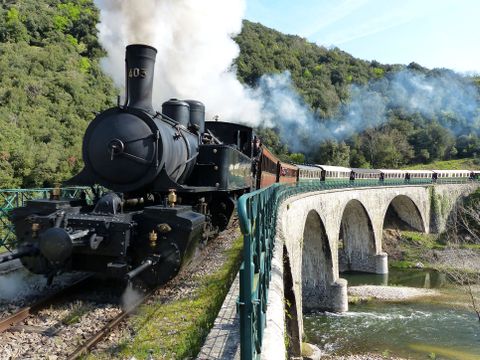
[94,0,480,155]
[95,0,262,125]
[0,269,55,303]
[253,69,480,153]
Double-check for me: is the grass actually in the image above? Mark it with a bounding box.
[89,234,244,359]
[402,157,480,170]
[464,244,480,250]
[388,231,439,269]
[389,260,418,269]
[389,230,480,271]
[62,302,92,326]
[401,231,438,248]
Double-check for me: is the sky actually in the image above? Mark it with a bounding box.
[245,0,480,74]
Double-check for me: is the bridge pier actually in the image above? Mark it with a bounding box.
[375,252,388,274]
[339,251,388,274]
[327,278,348,312]
[302,278,348,313]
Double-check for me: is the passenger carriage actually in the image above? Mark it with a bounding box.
[350,168,381,185]
[379,169,406,183]
[433,170,472,183]
[297,164,322,182]
[317,165,351,184]
[404,170,435,184]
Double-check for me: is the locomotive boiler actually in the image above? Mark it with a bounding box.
[8,44,254,285]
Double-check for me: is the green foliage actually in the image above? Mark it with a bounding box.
[313,140,350,167]
[289,153,305,164]
[256,127,289,157]
[401,231,437,248]
[372,67,385,78]
[402,158,480,170]
[0,0,116,188]
[235,21,393,119]
[0,0,104,57]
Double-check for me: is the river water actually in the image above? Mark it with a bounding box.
[303,269,480,359]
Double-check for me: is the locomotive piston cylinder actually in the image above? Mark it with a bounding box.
[0,247,37,264]
[125,259,153,281]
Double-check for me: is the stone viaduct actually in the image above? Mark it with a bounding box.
[260,183,479,359]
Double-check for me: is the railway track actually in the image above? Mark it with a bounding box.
[0,275,92,333]
[67,287,153,360]
[0,273,152,359]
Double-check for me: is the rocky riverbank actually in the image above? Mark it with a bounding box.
[348,285,439,301]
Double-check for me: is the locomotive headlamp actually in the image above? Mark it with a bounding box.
[168,189,177,207]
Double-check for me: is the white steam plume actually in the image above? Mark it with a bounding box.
[95,0,262,125]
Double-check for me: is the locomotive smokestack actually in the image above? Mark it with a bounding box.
[125,44,157,112]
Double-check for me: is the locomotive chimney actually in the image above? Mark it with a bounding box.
[125,44,157,113]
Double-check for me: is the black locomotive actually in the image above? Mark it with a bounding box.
[9,44,254,285]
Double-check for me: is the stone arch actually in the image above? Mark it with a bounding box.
[339,199,376,273]
[383,195,425,232]
[301,210,333,311]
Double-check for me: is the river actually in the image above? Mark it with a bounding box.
[303,269,480,359]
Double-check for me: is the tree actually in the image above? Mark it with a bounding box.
[0,1,116,188]
[427,194,480,321]
[410,122,455,162]
[313,140,350,166]
[289,153,305,164]
[355,128,413,168]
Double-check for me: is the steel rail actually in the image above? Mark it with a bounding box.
[66,288,154,360]
[0,275,92,333]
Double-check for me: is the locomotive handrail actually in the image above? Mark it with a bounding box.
[237,178,480,360]
[0,186,91,251]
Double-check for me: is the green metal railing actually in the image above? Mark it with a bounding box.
[0,187,91,250]
[237,178,479,360]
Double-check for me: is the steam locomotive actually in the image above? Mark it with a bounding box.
[8,44,256,285]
